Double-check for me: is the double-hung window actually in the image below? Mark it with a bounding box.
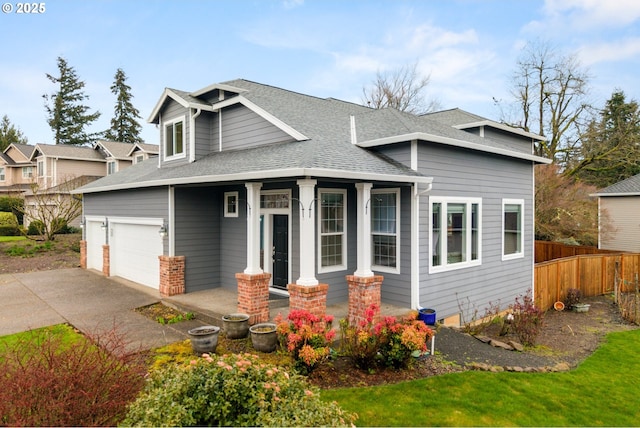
[107,161,116,175]
[0,167,5,182]
[318,189,346,272]
[164,117,185,159]
[371,189,400,273]
[224,191,239,218]
[430,197,481,272]
[22,166,34,179]
[503,199,524,260]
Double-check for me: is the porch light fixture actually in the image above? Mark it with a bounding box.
[79,219,85,229]
[159,224,168,239]
[100,221,107,231]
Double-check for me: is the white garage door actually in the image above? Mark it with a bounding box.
[110,221,163,289]
[86,220,104,271]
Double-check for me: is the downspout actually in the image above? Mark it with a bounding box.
[411,180,433,310]
[219,109,223,152]
[189,108,201,163]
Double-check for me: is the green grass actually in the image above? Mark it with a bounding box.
[0,236,26,243]
[322,329,640,426]
[0,324,82,360]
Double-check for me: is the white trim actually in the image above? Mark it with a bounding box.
[453,120,545,141]
[260,189,292,290]
[74,168,433,194]
[429,196,483,274]
[191,82,248,98]
[211,96,308,141]
[410,139,418,171]
[147,88,216,123]
[593,192,640,197]
[168,186,174,257]
[107,216,164,226]
[502,198,525,261]
[411,183,419,309]
[317,188,347,274]
[358,132,552,164]
[296,179,319,285]
[163,115,187,161]
[224,191,239,218]
[371,188,401,274]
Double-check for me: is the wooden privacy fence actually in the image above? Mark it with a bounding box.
[535,253,640,311]
[535,240,621,264]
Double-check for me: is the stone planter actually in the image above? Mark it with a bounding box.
[573,303,591,313]
[249,322,278,353]
[188,325,220,354]
[222,313,250,339]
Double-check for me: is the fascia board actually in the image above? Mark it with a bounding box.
[73,168,433,194]
[455,121,545,141]
[358,132,552,164]
[147,89,191,123]
[592,192,640,197]
[191,83,248,97]
[212,96,308,141]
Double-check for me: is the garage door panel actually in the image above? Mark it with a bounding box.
[111,222,162,289]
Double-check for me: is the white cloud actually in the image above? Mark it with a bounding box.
[578,37,640,66]
[527,0,640,33]
[282,0,303,10]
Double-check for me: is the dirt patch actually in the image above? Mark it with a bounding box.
[0,234,81,274]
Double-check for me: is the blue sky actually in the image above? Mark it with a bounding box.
[1,0,639,145]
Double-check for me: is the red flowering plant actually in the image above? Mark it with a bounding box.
[275,310,336,374]
[340,304,434,370]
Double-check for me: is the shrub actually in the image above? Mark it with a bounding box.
[565,288,582,308]
[0,225,20,236]
[120,353,356,427]
[275,310,335,373]
[27,220,44,235]
[511,290,545,346]
[340,304,434,370]
[0,325,147,426]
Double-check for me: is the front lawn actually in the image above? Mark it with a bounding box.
[322,329,640,426]
[0,236,26,243]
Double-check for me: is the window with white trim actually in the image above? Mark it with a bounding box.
[318,189,346,272]
[224,191,239,217]
[430,197,481,272]
[0,167,4,181]
[164,117,185,159]
[503,199,524,259]
[371,189,400,272]
[22,166,33,179]
[37,160,44,177]
[107,161,116,175]
[135,154,144,164]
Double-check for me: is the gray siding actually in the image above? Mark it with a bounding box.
[174,187,221,293]
[482,127,534,153]
[221,105,294,150]
[194,111,214,160]
[219,186,248,291]
[83,188,168,218]
[374,142,535,321]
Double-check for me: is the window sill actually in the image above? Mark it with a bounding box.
[372,265,400,275]
[429,260,481,274]
[502,252,524,261]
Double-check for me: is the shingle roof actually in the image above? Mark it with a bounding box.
[424,108,487,126]
[596,173,640,196]
[76,78,549,194]
[95,140,136,159]
[32,144,105,161]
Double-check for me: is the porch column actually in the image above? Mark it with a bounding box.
[244,182,263,275]
[354,182,373,277]
[296,178,318,286]
[288,178,329,316]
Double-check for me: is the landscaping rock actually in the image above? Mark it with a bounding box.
[508,341,524,352]
[490,339,514,350]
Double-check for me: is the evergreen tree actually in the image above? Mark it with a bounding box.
[104,68,143,144]
[567,91,640,188]
[0,115,28,151]
[43,56,100,145]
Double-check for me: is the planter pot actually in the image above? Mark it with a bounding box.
[188,325,220,354]
[573,303,591,313]
[418,308,436,326]
[222,313,250,339]
[249,323,278,353]
[554,301,565,311]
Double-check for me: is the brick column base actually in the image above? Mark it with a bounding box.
[288,283,329,318]
[80,240,87,269]
[102,245,110,277]
[159,255,186,297]
[346,275,383,326]
[236,272,271,325]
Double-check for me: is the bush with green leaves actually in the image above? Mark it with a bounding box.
[120,352,356,427]
[0,212,20,236]
[27,220,44,235]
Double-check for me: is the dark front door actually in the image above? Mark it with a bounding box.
[272,214,288,290]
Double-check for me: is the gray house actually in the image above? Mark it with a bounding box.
[75,79,549,325]
[594,173,640,252]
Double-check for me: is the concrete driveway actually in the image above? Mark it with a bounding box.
[0,268,197,350]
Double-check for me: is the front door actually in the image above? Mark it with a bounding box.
[272,214,288,289]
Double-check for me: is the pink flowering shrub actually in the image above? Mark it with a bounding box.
[340,304,434,370]
[121,353,356,427]
[275,310,336,373]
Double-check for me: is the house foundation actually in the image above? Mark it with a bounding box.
[288,283,329,318]
[236,272,271,324]
[80,240,87,269]
[346,275,383,326]
[159,255,185,297]
[102,244,110,277]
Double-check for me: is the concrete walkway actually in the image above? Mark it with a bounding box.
[0,268,409,351]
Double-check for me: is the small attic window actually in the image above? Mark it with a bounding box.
[164,116,185,159]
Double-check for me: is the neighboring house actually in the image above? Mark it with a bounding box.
[129,142,160,165]
[75,79,550,325]
[0,144,36,195]
[94,140,160,175]
[594,173,640,252]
